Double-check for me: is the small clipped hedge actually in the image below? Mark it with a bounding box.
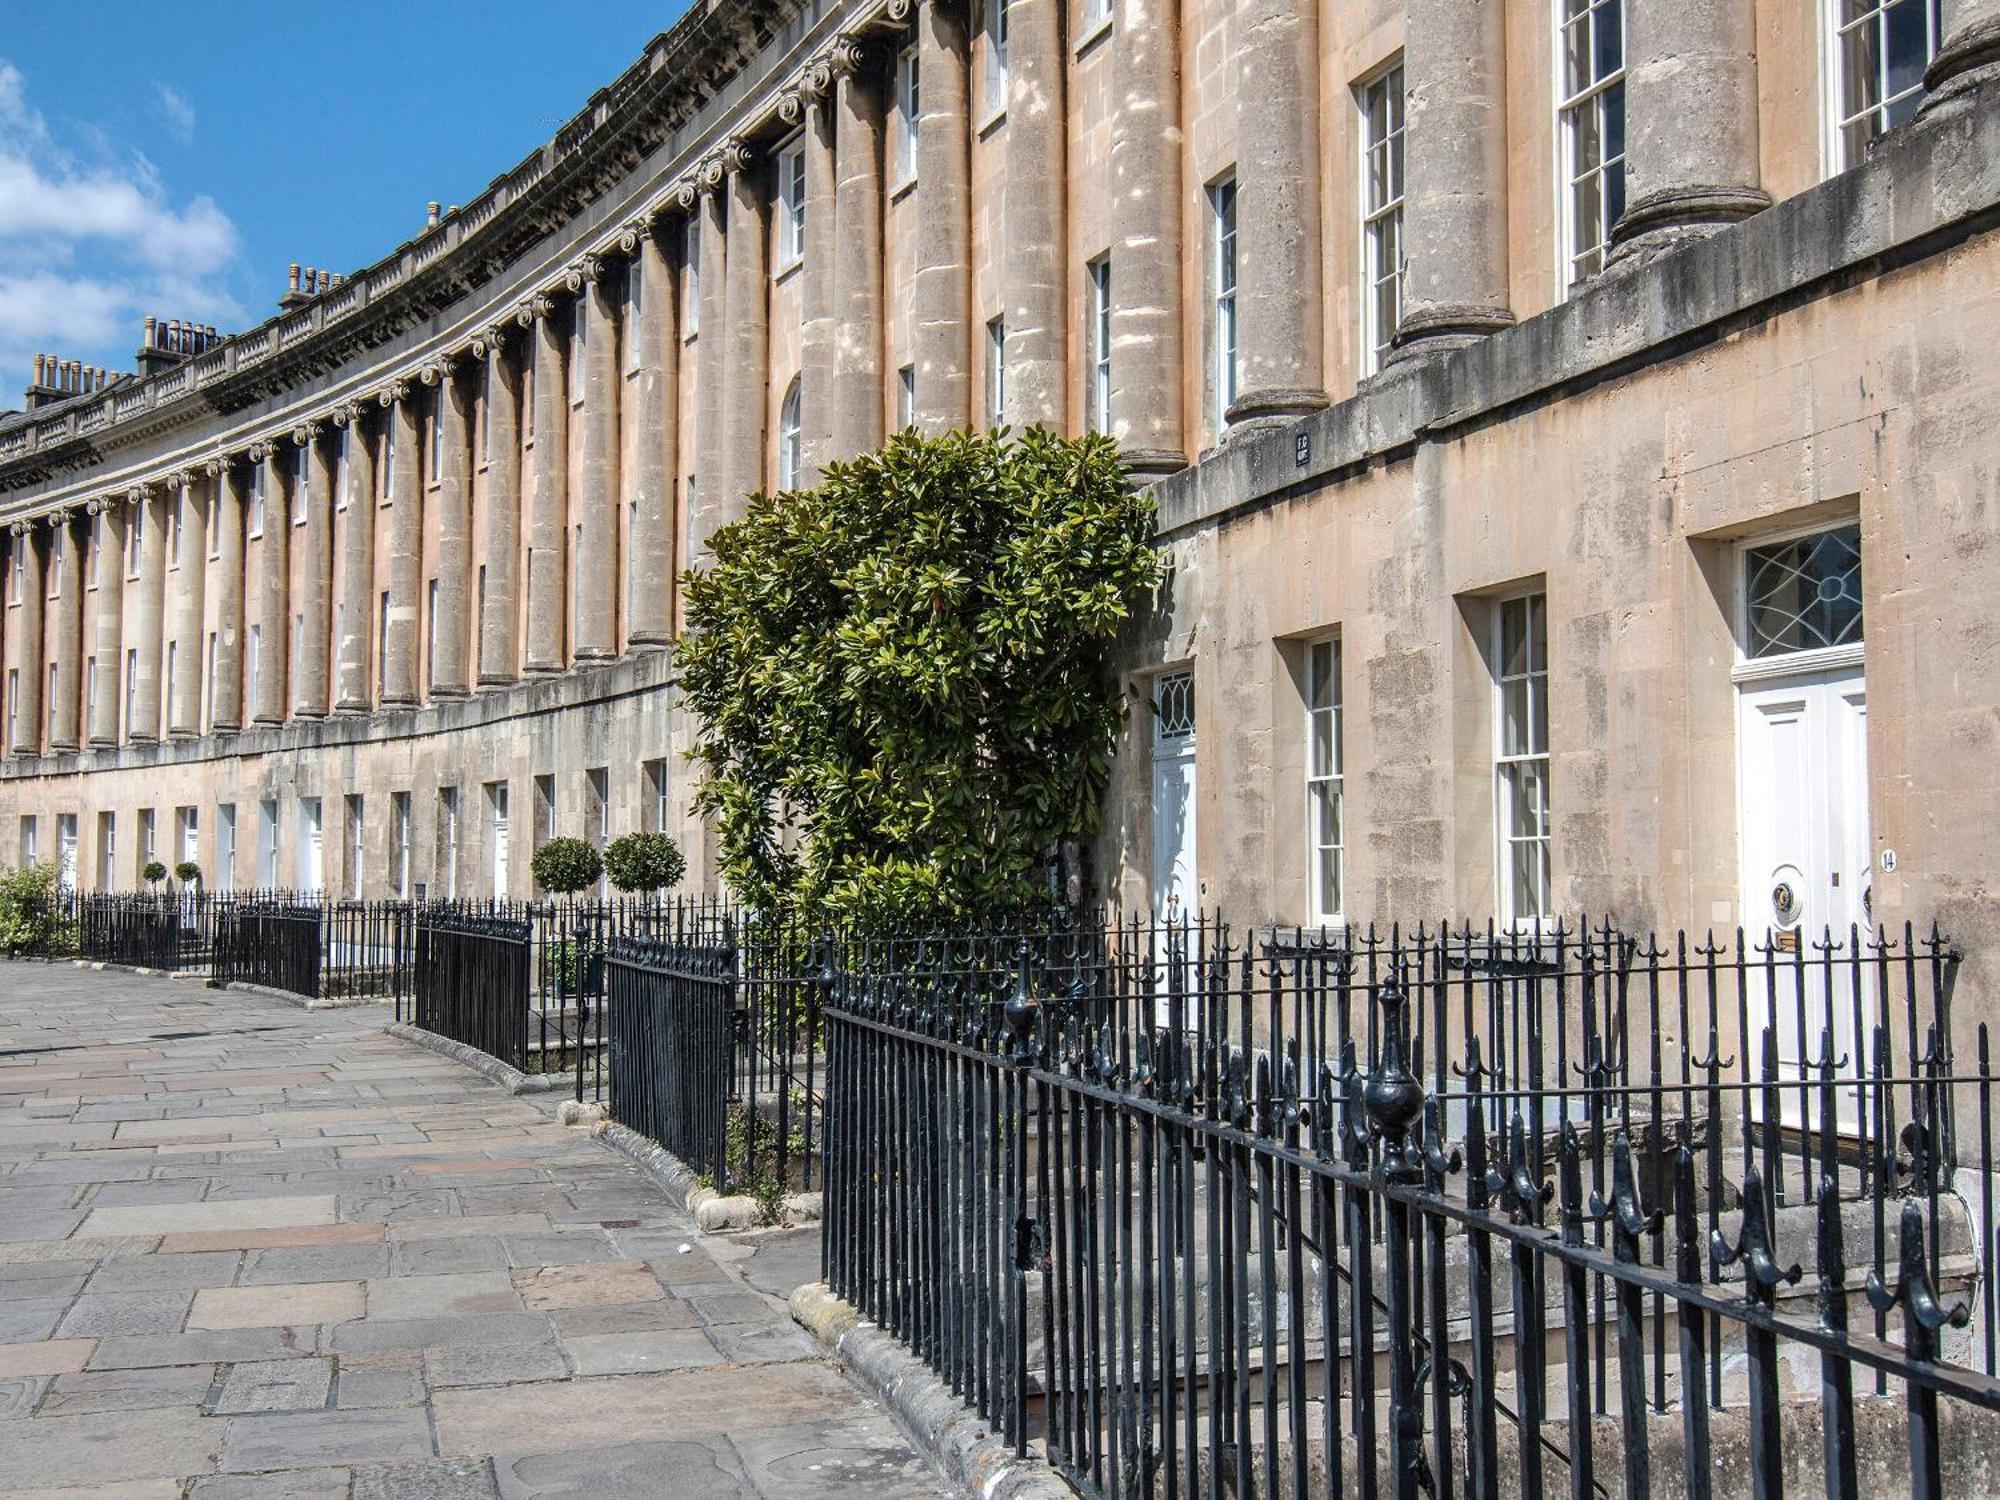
[142,860,168,888]
[531,836,602,896]
[174,861,202,887]
[603,832,686,895]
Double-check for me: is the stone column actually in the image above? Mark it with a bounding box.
[1001,0,1065,427]
[722,141,770,522]
[49,509,81,750]
[1228,0,1326,423]
[798,84,838,479]
[334,406,377,711]
[626,218,679,647]
[169,475,206,736]
[686,175,730,560]
[913,0,972,435]
[1920,0,2000,121]
[8,521,44,755]
[1609,0,1768,263]
[252,447,289,725]
[130,484,166,742]
[87,499,125,746]
[294,425,333,717]
[1109,0,1183,471]
[525,297,570,671]
[210,460,246,732]
[1394,0,1514,359]
[432,359,473,694]
[477,325,521,684]
[382,390,421,705]
[574,262,621,661]
[832,43,886,458]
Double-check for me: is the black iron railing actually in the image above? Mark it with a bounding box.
[822,919,1996,1499]
[605,917,826,1195]
[212,903,324,996]
[413,912,532,1069]
[607,936,739,1189]
[75,891,226,970]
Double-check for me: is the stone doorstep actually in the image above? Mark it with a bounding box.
[790,1281,1071,1500]
[595,1120,823,1235]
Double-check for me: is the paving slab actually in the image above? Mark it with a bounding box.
[212,1356,336,1414]
[189,1282,365,1331]
[0,965,945,1498]
[218,1407,435,1472]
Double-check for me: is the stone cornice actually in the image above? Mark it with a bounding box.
[0,0,869,516]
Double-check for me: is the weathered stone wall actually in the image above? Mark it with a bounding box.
[1100,88,2000,1067]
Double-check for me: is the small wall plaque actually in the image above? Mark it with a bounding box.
[1294,432,1311,468]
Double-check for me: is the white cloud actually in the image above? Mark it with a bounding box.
[0,59,242,410]
[153,83,195,146]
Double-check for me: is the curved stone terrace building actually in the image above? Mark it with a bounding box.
[2,0,1999,1019]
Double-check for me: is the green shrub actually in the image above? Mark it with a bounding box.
[141,860,168,888]
[675,426,1163,921]
[531,837,602,896]
[0,863,70,956]
[603,832,686,894]
[174,861,202,888]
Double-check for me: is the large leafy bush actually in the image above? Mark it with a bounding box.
[0,863,70,956]
[675,426,1163,920]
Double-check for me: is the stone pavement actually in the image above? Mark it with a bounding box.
[0,962,951,1500]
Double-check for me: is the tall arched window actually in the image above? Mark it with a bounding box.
[778,376,803,492]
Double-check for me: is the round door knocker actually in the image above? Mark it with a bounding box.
[1771,880,1799,926]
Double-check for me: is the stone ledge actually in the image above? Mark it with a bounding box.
[0,647,675,781]
[384,1020,580,1097]
[789,1281,1073,1500]
[596,1119,823,1234]
[1155,72,2000,543]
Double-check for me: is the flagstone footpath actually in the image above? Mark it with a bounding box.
[0,962,951,1500]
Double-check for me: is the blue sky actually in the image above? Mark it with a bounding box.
[0,2,692,411]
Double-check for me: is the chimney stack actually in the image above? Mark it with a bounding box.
[279,262,340,311]
[426,200,441,229]
[135,314,223,376]
[24,353,123,410]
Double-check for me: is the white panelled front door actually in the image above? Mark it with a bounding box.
[1150,670,1197,922]
[1737,664,1870,1111]
[298,798,324,894]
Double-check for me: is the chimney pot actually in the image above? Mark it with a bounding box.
[289,262,301,291]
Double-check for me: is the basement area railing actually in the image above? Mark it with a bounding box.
[821,918,1996,1500]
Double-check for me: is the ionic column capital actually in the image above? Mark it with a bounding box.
[615,216,656,257]
[166,468,195,491]
[290,420,325,448]
[562,254,602,294]
[375,380,411,409]
[885,0,916,24]
[9,520,28,539]
[125,481,156,506]
[247,440,275,462]
[672,174,703,211]
[824,34,870,79]
[86,496,109,517]
[471,324,513,360]
[516,293,557,327]
[45,506,74,528]
[776,85,807,124]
